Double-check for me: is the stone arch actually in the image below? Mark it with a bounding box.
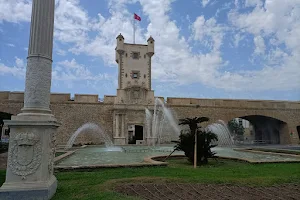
[227,115,288,144]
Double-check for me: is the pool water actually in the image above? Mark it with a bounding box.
[56,145,300,167]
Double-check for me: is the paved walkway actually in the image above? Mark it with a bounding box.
[0,152,7,170]
[115,183,300,200]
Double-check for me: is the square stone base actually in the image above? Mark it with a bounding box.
[0,175,57,200]
[114,137,126,145]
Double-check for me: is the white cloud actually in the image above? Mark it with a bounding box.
[56,49,67,56]
[0,0,31,23]
[0,57,26,78]
[202,0,210,7]
[6,43,15,47]
[1,0,300,95]
[52,59,113,82]
[233,33,245,47]
[253,35,265,55]
[245,0,264,7]
[191,16,226,51]
[54,0,300,92]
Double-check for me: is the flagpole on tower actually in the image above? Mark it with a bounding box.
[133,16,136,44]
[133,13,141,44]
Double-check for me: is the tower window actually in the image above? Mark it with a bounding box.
[131,71,140,79]
[131,52,140,59]
[144,74,146,78]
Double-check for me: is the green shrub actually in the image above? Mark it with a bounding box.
[174,130,218,165]
[173,116,218,165]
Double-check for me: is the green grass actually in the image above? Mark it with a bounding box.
[1,158,300,200]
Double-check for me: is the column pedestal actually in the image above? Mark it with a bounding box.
[0,115,59,200]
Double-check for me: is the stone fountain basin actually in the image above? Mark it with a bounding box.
[54,145,300,171]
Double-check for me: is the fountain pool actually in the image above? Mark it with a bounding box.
[56,145,300,168]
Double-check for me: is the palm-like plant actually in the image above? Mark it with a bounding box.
[175,117,218,166]
[178,117,209,135]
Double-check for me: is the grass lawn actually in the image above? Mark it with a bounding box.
[0,158,300,200]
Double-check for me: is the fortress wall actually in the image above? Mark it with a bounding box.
[167,97,300,109]
[0,92,299,145]
[9,92,24,101]
[74,94,99,103]
[50,93,71,102]
[0,92,9,100]
[50,102,114,145]
[104,95,116,104]
[0,96,114,145]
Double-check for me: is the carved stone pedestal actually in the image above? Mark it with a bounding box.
[0,115,59,200]
[146,137,157,145]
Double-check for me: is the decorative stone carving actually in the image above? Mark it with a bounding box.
[48,132,56,175]
[8,132,42,179]
[133,90,139,99]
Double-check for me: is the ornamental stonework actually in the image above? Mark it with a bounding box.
[8,132,42,179]
[48,132,56,175]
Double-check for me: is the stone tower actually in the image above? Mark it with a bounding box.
[113,34,155,145]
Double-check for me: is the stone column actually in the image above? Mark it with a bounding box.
[121,115,125,137]
[0,0,59,199]
[20,0,55,116]
[115,114,120,137]
[113,113,126,145]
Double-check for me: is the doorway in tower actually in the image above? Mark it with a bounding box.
[127,125,144,144]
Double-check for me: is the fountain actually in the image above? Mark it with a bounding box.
[146,98,181,145]
[206,120,234,146]
[65,123,122,151]
[145,108,153,140]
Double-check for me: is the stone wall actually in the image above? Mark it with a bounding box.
[0,92,299,145]
[167,102,300,144]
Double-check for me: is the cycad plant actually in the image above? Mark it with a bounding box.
[174,117,218,166]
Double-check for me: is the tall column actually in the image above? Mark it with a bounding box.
[20,0,55,116]
[0,0,59,200]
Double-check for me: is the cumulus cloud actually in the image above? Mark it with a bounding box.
[191,16,226,51]
[0,57,26,78]
[202,0,211,7]
[52,59,113,81]
[1,0,300,95]
[253,35,265,55]
[0,0,32,23]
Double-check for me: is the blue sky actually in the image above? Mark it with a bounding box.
[0,0,299,100]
